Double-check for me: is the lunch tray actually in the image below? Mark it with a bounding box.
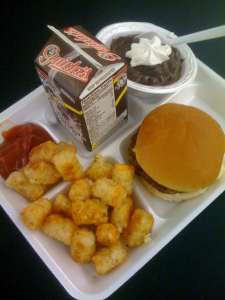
[0,59,225,300]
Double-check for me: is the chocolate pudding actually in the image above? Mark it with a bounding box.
[110,35,183,86]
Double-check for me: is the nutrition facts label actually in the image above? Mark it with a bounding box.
[81,78,116,145]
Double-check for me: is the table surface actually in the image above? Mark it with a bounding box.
[1,1,225,300]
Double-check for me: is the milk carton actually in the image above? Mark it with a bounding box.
[35,26,128,151]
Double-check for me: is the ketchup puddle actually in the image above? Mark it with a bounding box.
[0,123,55,180]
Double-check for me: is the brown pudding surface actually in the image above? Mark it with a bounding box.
[110,35,183,86]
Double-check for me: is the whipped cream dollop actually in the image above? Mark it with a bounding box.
[125,36,172,67]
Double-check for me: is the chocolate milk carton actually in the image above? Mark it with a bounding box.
[35,26,128,151]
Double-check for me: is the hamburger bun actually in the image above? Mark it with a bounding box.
[131,103,225,201]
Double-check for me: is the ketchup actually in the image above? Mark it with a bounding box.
[0,123,55,180]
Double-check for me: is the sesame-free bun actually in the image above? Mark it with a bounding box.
[136,103,225,193]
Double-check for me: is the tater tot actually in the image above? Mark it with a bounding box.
[20,198,52,230]
[70,228,96,264]
[29,141,58,163]
[23,160,61,185]
[57,140,73,151]
[6,170,45,202]
[68,178,93,201]
[86,154,114,182]
[42,214,77,245]
[53,145,83,182]
[110,197,134,233]
[122,209,154,247]
[71,198,108,225]
[112,164,135,195]
[52,194,72,218]
[92,240,127,275]
[92,177,127,207]
[96,223,120,246]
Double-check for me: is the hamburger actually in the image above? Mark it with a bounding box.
[128,103,225,201]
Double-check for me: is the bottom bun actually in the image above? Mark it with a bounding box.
[140,177,207,202]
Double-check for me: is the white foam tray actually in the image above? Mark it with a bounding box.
[1,59,225,300]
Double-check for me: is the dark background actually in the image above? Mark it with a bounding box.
[1,1,225,300]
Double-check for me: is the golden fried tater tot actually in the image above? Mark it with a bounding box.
[86,154,114,182]
[42,214,77,245]
[20,198,52,230]
[70,228,96,264]
[52,194,72,218]
[57,140,73,151]
[112,164,135,195]
[71,198,108,225]
[6,170,45,202]
[122,209,154,247]
[53,144,83,182]
[92,240,127,275]
[110,196,134,233]
[92,177,127,207]
[23,160,61,185]
[29,141,58,163]
[96,223,120,246]
[68,178,93,201]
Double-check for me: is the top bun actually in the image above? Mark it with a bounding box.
[136,103,225,192]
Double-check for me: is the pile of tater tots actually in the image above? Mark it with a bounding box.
[6,140,154,275]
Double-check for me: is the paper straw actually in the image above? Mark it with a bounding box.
[47,25,102,68]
